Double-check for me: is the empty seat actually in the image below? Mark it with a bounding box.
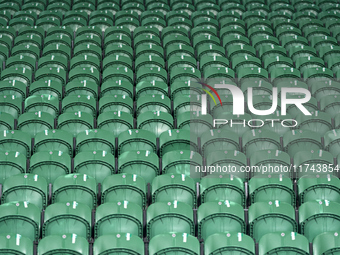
[0,130,31,158]
[249,201,297,242]
[299,200,340,242]
[29,80,63,100]
[243,129,281,157]
[0,95,21,119]
[324,129,340,157]
[62,95,96,117]
[149,233,200,255]
[57,112,93,137]
[205,232,255,255]
[313,232,340,255]
[259,232,309,255]
[0,201,40,242]
[118,150,159,184]
[283,130,322,157]
[137,111,173,138]
[294,150,334,178]
[52,173,97,209]
[29,151,71,184]
[38,234,89,255]
[118,129,157,155]
[93,234,145,255]
[101,173,146,208]
[76,129,115,155]
[97,111,133,137]
[24,95,59,118]
[17,112,54,138]
[42,201,92,240]
[147,201,194,239]
[152,174,196,208]
[0,112,14,131]
[1,174,47,211]
[34,129,73,156]
[0,234,33,255]
[95,201,143,238]
[298,175,340,204]
[197,201,245,240]
[249,176,295,205]
[0,151,26,184]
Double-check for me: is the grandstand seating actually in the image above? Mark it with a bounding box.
[0,0,338,254]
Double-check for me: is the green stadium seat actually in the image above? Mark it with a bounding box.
[0,44,8,63]
[284,130,322,157]
[29,150,70,183]
[0,80,26,100]
[115,17,140,32]
[149,233,199,255]
[136,95,171,116]
[166,44,194,59]
[285,96,318,118]
[118,150,159,184]
[46,3,70,14]
[141,17,166,31]
[0,234,33,255]
[137,111,173,138]
[249,201,297,242]
[42,201,91,240]
[177,111,213,137]
[147,201,194,239]
[0,151,26,184]
[259,232,309,255]
[200,175,245,206]
[298,175,340,204]
[281,35,309,51]
[74,151,115,183]
[134,26,160,38]
[97,111,133,137]
[205,232,255,255]
[264,56,294,73]
[296,111,332,134]
[249,176,295,205]
[35,66,67,87]
[118,129,156,155]
[42,43,71,61]
[0,201,40,242]
[38,234,89,255]
[135,80,167,99]
[62,95,96,117]
[14,34,41,50]
[159,129,198,157]
[1,173,47,210]
[74,34,101,48]
[173,95,201,117]
[17,111,54,138]
[24,94,59,118]
[1,67,32,86]
[299,200,340,242]
[293,150,334,178]
[104,55,133,71]
[100,80,134,99]
[197,200,245,240]
[57,111,93,137]
[162,150,202,180]
[62,17,87,31]
[76,26,102,39]
[313,232,340,255]
[101,173,146,208]
[242,129,281,157]
[102,67,133,85]
[303,67,334,83]
[65,80,98,99]
[97,2,119,14]
[0,130,31,157]
[52,173,97,209]
[99,95,133,114]
[90,10,114,23]
[38,54,68,71]
[238,67,268,83]
[205,150,247,179]
[0,112,14,131]
[104,34,132,48]
[201,129,239,157]
[152,173,196,208]
[136,66,167,84]
[8,17,34,31]
[75,129,115,155]
[73,44,102,60]
[324,129,340,157]
[95,201,143,238]
[29,79,63,101]
[295,56,325,74]
[271,67,301,84]
[259,45,287,61]
[6,55,35,72]
[233,55,261,73]
[167,55,195,72]
[166,10,189,22]
[162,26,188,40]
[94,234,144,255]
[204,67,235,83]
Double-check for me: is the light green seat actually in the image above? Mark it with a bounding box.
[147,201,194,239]
[52,173,97,209]
[249,201,297,242]
[101,173,147,209]
[118,129,157,155]
[97,111,133,137]
[299,200,340,242]
[0,130,31,158]
[75,129,115,155]
[197,201,245,240]
[17,111,54,138]
[313,232,340,255]
[0,234,33,255]
[57,112,93,137]
[95,201,143,238]
[283,130,322,157]
[42,201,92,240]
